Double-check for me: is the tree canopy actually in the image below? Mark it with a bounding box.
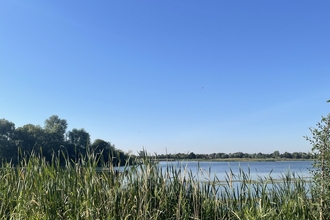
[154,150,313,161]
[0,115,131,166]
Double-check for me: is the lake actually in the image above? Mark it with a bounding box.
[157,160,313,182]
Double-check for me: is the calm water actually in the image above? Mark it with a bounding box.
[157,160,313,181]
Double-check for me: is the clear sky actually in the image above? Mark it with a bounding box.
[1,0,330,155]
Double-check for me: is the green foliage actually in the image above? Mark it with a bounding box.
[0,151,318,219]
[155,151,313,161]
[0,115,131,166]
[44,115,67,137]
[0,119,17,162]
[305,114,330,220]
[15,124,46,151]
[68,128,90,149]
[90,139,130,166]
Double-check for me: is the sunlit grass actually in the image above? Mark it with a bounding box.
[0,151,320,219]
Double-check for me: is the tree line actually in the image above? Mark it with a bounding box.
[0,115,132,166]
[154,150,314,160]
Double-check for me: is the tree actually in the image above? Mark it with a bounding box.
[282,152,292,159]
[65,128,90,161]
[68,128,90,149]
[272,150,280,158]
[232,152,244,158]
[256,152,265,158]
[0,119,15,140]
[0,116,133,166]
[43,115,68,158]
[91,139,115,164]
[292,152,301,159]
[0,119,17,161]
[305,114,330,220]
[15,124,45,153]
[44,115,67,142]
[91,139,114,152]
[188,152,196,159]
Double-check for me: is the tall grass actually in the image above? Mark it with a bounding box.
[0,151,319,219]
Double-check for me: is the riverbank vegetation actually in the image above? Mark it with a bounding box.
[154,151,314,161]
[0,115,312,166]
[305,114,330,220]
[0,113,329,219]
[0,151,318,219]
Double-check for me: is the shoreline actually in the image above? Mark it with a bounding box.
[155,158,314,162]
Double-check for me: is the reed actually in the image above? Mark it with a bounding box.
[0,151,320,219]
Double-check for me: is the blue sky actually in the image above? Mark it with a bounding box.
[1,0,330,155]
